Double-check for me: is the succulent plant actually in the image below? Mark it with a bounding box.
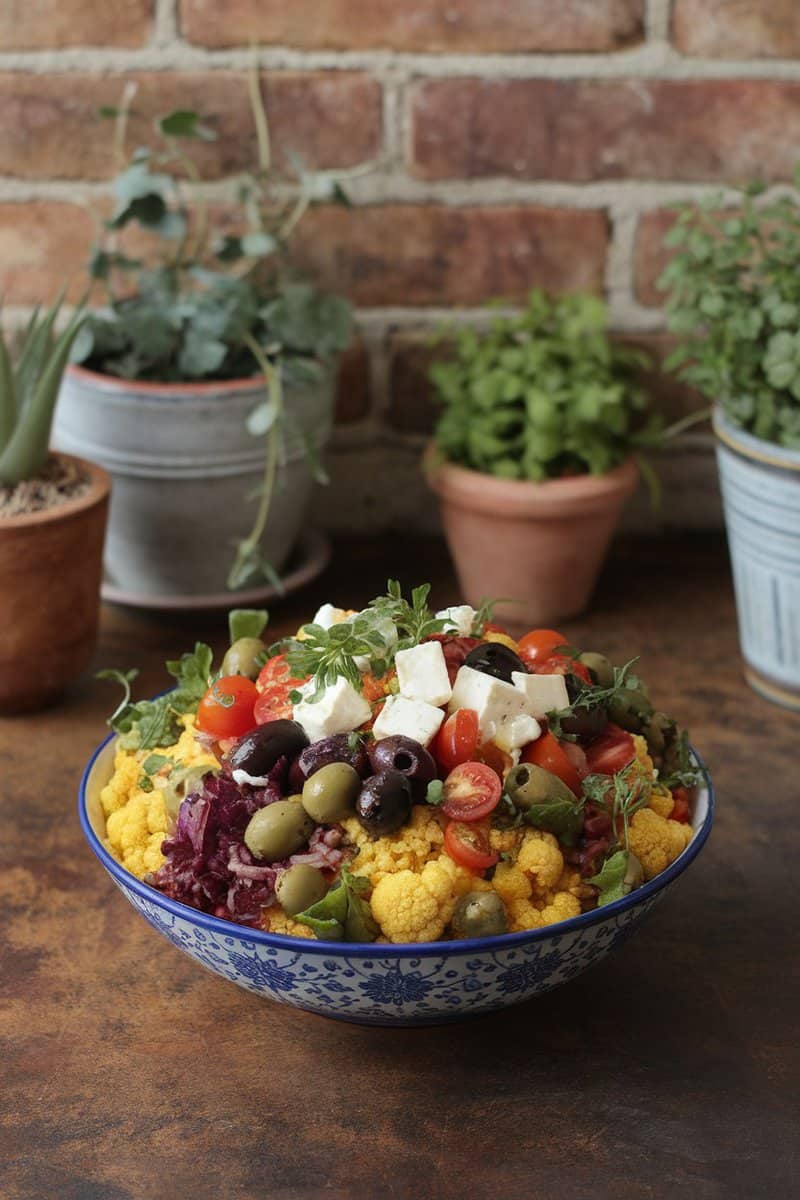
[0,298,86,488]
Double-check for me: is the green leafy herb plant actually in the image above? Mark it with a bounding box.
[659,170,800,449]
[73,68,358,588]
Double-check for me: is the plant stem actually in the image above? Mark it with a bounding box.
[661,406,713,440]
[248,54,271,176]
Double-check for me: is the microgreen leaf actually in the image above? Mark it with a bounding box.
[228,609,269,644]
[588,849,630,907]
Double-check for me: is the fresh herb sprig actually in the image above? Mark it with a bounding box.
[369,580,447,651]
[280,611,392,702]
[582,764,652,851]
[546,658,642,741]
[659,729,704,790]
[97,643,214,750]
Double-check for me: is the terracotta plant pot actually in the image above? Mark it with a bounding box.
[424,448,639,626]
[0,454,110,714]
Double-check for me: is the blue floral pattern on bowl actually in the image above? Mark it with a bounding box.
[81,734,713,1027]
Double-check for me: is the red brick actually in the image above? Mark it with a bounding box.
[0,72,381,181]
[180,0,643,53]
[292,206,609,307]
[0,0,153,49]
[0,203,94,306]
[633,210,679,308]
[411,78,800,182]
[672,1,800,60]
[388,329,702,436]
[334,339,371,424]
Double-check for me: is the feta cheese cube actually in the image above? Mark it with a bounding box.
[492,714,542,754]
[293,676,372,744]
[395,641,452,707]
[511,672,569,718]
[310,603,348,630]
[447,665,529,742]
[372,695,445,748]
[435,605,476,637]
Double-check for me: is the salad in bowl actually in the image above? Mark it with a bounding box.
[90,584,707,954]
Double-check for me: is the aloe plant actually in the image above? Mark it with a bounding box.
[0,299,86,488]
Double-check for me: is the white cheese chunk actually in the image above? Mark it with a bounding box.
[447,665,529,741]
[372,695,445,747]
[311,603,348,630]
[395,641,452,707]
[435,605,476,637]
[293,676,372,744]
[492,713,542,754]
[511,671,569,718]
[232,768,272,788]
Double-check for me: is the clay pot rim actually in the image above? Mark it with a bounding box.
[0,452,111,529]
[67,362,270,398]
[423,443,639,518]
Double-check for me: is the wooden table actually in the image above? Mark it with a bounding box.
[1,535,796,1200]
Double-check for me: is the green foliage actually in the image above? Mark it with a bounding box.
[97,642,214,750]
[588,849,631,907]
[294,867,379,942]
[0,299,86,487]
[429,290,659,481]
[659,176,800,449]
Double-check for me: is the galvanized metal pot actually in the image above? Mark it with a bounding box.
[54,365,333,599]
[714,406,800,709]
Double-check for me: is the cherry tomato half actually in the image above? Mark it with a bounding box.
[197,675,259,739]
[670,786,691,824]
[441,761,502,821]
[444,820,499,872]
[584,724,636,776]
[536,654,593,685]
[517,628,568,671]
[433,709,479,773]
[254,654,307,724]
[475,740,513,780]
[521,731,584,796]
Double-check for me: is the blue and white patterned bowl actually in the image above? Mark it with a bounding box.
[79,733,713,1026]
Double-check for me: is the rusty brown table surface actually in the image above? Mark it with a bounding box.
[2,534,797,1200]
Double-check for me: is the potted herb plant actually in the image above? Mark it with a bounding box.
[660,176,800,709]
[0,301,110,713]
[54,73,353,602]
[424,290,661,625]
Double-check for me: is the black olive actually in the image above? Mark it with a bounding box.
[296,733,370,782]
[558,704,609,741]
[227,719,309,777]
[463,642,527,684]
[368,735,437,789]
[356,770,413,836]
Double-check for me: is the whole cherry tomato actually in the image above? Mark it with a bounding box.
[197,675,259,739]
[521,731,584,796]
[517,629,568,670]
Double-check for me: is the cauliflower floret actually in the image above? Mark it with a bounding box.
[370,858,468,943]
[489,825,523,855]
[491,861,532,904]
[516,829,565,891]
[507,898,544,932]
[105,790,169,877]
[342,805,445,885]
[628,808,693,881]
[260,905,314,938]
[538,891,581,926]
[632,734,656,780]
[649,784,675,819]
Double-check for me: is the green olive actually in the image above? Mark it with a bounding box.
[275,864,328,915]
[221,636,266,680]
[607,686,653,733]
[578,651,615,689]
[244,800,314,861]
[301,762,362,823]
[163,764,217,820]
[642,710,675,759]
[625,852,644,891]
[451,891,508,939]
[504,762,576,810]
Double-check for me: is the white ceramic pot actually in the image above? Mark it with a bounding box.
[54,365,333,597]
[714,406,800,709]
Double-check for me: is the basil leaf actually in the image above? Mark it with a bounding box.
[521,798,583,846]
[588,849,630,907]
[165,643,213,702]
[228,608,269,643]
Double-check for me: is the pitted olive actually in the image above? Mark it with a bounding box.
[558,704,608,741]
[227,719,309,778]
[578,651,615,689]
[301,762,361,823]
[244,800,314,861]
[607,686,653,733]
[642,710,675,758]
[221,636,266,680]
[276,864,328,915]
[451,891,508,938]
[367,735,437,790]
[504,762,577,809]
[463,642,527,683]
[356,770,413,836]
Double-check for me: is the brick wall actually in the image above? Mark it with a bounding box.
[3,0,800,533]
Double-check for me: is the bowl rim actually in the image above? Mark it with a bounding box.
[79,728,714,958]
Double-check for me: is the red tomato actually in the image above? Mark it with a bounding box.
[561,739,589,781]
[518,628,568,670]
[483,621,512,637]
[584,724,636,776]
[254,654,307,724]
[197,675,259,739]
[444,820,499,872]
[475,740,513,779]
[670,786,691,824]
[536,654,593,685]
[521,732,583,796]
[441,762,501,821]
[433,708,479,773]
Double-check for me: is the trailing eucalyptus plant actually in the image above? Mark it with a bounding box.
[429,290,666,486]
[72,68,356,587]
[0,298,86,488]
[659,170,800,449]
